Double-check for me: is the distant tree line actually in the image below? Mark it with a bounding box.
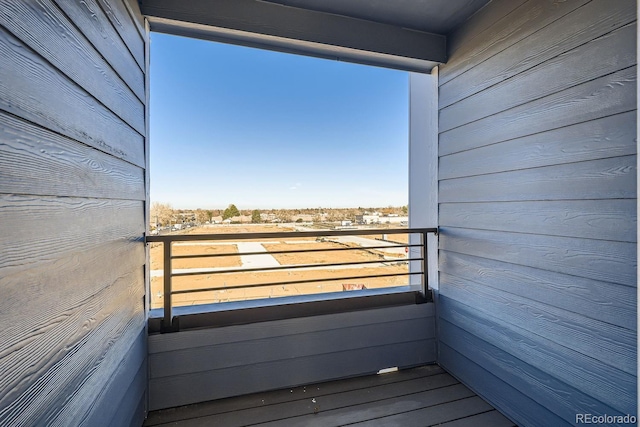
[150,202,408,228]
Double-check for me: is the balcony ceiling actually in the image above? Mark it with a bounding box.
[140,0,490,72]
[261,0,491,34]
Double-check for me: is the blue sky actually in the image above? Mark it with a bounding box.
[150,33,409,210]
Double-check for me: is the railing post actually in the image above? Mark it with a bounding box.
[422,230,429,295]
[163,240,173,331]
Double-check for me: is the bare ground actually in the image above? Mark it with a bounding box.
[149,225,410,309]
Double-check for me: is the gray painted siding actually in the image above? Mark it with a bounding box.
[437,0,637,425]
[0,1,148,426]
[148,303,437,410]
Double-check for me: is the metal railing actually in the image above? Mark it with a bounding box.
[146,227,437,331]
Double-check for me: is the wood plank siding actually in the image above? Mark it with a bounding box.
[437,0,637,426]
[0,0,148,426]
[148,303,437,411]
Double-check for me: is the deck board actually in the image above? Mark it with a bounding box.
[144,365,514,427]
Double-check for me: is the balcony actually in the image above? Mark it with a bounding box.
[142,228,434,406]
[0,0,635,425]
[141,226,515,426]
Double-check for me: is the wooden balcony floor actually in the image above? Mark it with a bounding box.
[143,365,515,427]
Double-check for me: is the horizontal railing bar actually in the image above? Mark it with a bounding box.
[170,244,423,259]
[171,271,421,294]
[147,227,436,243]
[150,227,437,331]
[171,257,421,277]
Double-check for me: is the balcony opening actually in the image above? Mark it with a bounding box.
[147,33,431,324]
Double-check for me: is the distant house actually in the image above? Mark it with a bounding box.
[260,213,278,222]
[357,214,380,224]
[384,215,408,224]
[356,214,408,225]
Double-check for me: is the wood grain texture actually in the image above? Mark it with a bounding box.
[97,0,145,69]
[149,304,436,410]
[440,65,636,156]
[0,258,144,425]
[439,321,625,425]
[438,227,636,287]
[0,195,144,274]
[444,0,527,61]
[0,27,145,167]
[439,155,636,203]
[0,0,144,132]
[0,111,144,200]
[439,200,637,242]
[439,0,636,108]
[52,0,146,102]
[440,272,636,375]
[440,22,637,132]
[438,342,569,427]
[0,0,148,425]
[438,296,637,414]
[81,328,147,427]
[436,1,638,425]
[0,239,144,377]
[0,246,144,421]
[439,111,637,180]
[46,310,145,426]
[439,251,636,331]
[441,0,587,86]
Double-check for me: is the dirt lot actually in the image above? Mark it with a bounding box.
[366,232,410,244]
[386,233,410,244]
[264,242,386,265]
[149,224,295,270]
[150,243,241,270]
[152,265,410,308]
[149,224,412,309]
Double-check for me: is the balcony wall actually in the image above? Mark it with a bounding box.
[148,301,436,410]
[0,0,149,425]
[437,0,637,425]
